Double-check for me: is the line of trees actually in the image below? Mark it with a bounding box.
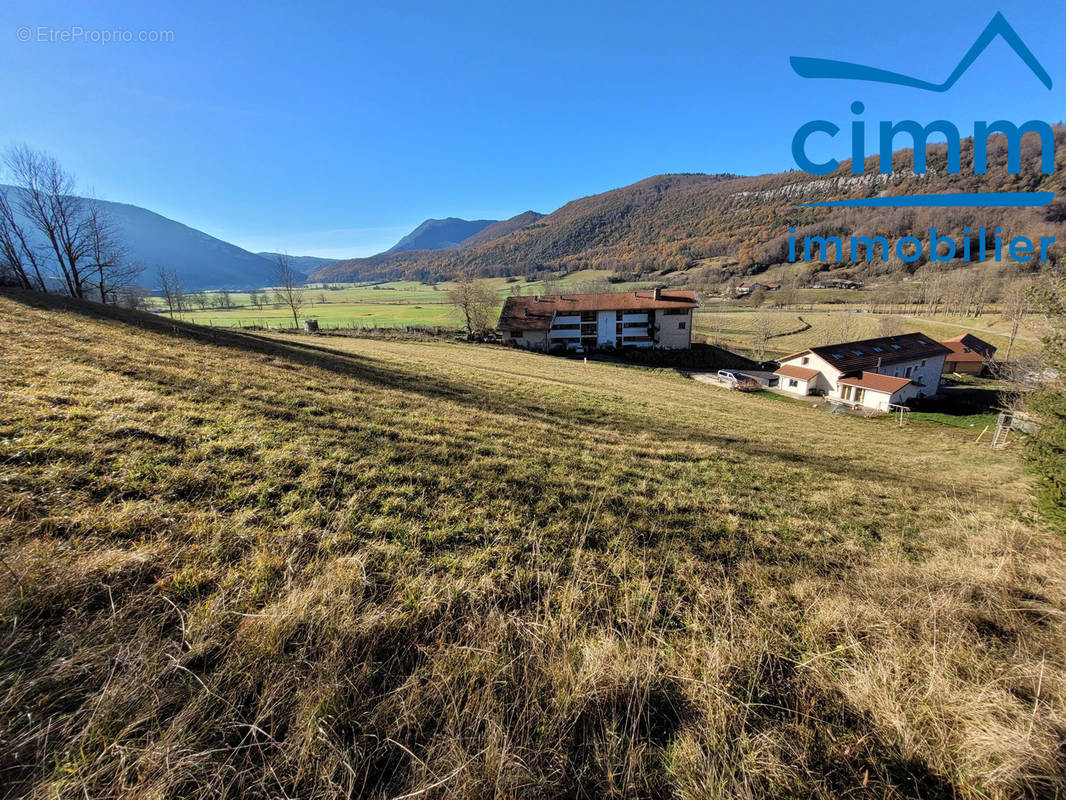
[0,145,141,301]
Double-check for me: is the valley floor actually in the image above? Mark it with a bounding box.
[0,291,1064,799]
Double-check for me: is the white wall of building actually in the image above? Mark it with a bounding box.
[780,375,812,395]
[777,349,947,408]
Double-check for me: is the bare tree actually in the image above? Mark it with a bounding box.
[1,146,134,301]
[84,201,138,302]
[157,266,184,317]
[1001,278,1031,362]
[707,312,724,347]
[879,315,903,337]
[274,254,304,327]
[540,272,561,296]
[448,273,498,337]
[750,313,775,361]
[0,186,47,290]
[116,285,152,311]
[5,146,91,297]
[830,312,854,344]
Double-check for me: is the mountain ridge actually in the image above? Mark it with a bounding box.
[308,130,1066,285]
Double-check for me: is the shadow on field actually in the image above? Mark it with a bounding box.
[4,289,995,505]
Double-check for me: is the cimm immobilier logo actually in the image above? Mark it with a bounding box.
[787,11,1056,265]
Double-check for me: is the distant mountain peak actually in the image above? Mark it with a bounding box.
[385,217,499,254]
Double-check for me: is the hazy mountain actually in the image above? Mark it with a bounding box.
[386,217,498,253]
[256,253,340,274]
[0,185,278,291]
[309,128,1066,285]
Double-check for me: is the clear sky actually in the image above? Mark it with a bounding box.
[1,0,1063,257]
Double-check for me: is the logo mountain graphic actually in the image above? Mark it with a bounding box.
[790,12,1052,92]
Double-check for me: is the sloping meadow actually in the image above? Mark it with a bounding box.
[0,293,1063,799]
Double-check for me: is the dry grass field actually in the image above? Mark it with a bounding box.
[1,290,1064,799]
[693,308,1049,360]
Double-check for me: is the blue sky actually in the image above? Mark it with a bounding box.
[1,0,1063,257]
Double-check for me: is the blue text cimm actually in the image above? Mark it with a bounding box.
[793,102,1055,175]
[788,227,1056,263]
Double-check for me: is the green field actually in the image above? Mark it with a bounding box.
[155,271,659,329]
[158,276,1045,370]
[2,290,1063,799]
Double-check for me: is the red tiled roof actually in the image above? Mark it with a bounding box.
[838,372,912,394]
[775,364,820,381]
[497,300,554,331]
[497,290,698,331]
[942,334,996,362]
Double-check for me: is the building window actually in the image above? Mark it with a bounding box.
[841,385,852,401]
[904,366,912,378]
[921,359,926,366]
[678,322,686,330]
[788,379,798,387]
[855,388,865,403]
[801,356,809,365]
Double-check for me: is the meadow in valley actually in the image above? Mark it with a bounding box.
[0,290,1064,799]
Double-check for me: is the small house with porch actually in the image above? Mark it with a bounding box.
[773,332,950,412]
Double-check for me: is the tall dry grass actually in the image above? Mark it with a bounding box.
[0,291,1063,798]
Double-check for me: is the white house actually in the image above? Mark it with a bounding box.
[774,332,950,412]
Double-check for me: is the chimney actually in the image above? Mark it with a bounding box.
[654,286,661,300]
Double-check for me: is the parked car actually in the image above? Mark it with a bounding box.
[717,370,743,384]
